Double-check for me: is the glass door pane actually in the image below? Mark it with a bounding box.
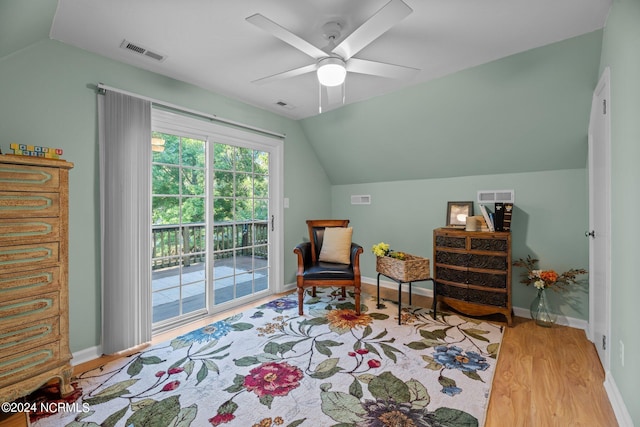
[212,143,269,305]
[151,132,207,324]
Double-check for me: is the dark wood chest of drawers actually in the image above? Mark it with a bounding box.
[433,228,512,325]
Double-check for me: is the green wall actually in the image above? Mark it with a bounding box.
[300,31,603,185]
[317,31,603,324]
[1,10,626,420]
[332,168,589,320]
[599,0,640,422]
[0,39,331,353]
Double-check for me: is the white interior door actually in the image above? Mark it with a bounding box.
[588,67,611,371]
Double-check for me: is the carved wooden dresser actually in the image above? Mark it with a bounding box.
[433,227,512,326]
[0,155,74,402]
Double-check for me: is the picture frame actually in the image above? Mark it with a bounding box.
[446,201,474,227]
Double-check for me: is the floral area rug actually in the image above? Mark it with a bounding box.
[34,289,503,427]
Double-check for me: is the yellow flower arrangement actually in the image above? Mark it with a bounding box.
[371,242,406,260]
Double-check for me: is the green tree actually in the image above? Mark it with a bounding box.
[152,134,269,225]
[152,132,205,224]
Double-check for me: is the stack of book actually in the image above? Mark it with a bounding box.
[479,203,513,231]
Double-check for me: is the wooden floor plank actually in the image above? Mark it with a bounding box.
[485,313,617,427]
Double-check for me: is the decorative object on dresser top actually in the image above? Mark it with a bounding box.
[0,155,74,403]
[445,201,474,228]
[372,242,433,324]
[9,143,64,159]
[512,255,587,327]
[433,228,513,326]
[476,203,513,232]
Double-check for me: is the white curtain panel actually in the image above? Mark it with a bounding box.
[98,91,152,355]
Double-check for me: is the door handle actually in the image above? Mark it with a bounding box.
[271,215,275,231]
[585,230,596,238]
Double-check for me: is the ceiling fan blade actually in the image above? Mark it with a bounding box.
[346,58,419,79]
[246,13,327,60]
[332,0,412,60]
[251,63,318,85]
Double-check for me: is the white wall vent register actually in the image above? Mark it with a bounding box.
[351,195,371,205]
[477,190,515,203]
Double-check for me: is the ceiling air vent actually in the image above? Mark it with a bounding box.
[275,100,295,110]
[120,39,166,62]
[351,195,371,205]
[477,189,515,204]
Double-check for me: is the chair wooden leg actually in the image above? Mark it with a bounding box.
[354,286,361,315]
[341,287,346,298]
[312,286,317,297]
[298,286,304,315]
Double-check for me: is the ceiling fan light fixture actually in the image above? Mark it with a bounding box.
[317,57,347,87]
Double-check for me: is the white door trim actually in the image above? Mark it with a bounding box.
[587,66,611,373]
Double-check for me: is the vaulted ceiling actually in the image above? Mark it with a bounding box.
[0,1,610,184]
[1,0,610,120]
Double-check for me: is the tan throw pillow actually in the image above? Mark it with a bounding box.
[318,227,353,264]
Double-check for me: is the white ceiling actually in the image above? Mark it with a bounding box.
[50,0,610,120]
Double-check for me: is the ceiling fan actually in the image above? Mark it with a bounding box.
[246,0,419,109]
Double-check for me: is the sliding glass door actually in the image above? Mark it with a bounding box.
[150,110,282,331]
[151,132,207,323]
[212,143,269,305]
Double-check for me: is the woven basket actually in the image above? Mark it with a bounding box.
[376,253,431,282]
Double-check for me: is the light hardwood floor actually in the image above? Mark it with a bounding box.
[74,283,618,427]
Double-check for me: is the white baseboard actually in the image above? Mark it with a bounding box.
[362,275,434,298]
[72,345,103,366]
[511,306,589,332]
[281,282,297,292]
[604,371,634,426]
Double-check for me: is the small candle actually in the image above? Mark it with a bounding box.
[465,216,477,231]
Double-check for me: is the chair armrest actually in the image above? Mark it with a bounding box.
[350,243,364,275]
[293,242,312,274]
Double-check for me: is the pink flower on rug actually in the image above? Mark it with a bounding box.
[168,367,184,375]
[209,412,235,426]
[161,380,180,392]
[243,362,303,397]
[155,370,165,377]
[367,359,382,369]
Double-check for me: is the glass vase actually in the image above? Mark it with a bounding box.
[530,288,557,327]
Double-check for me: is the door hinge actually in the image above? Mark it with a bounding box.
[602,335,607,350]
[603,99,607,115]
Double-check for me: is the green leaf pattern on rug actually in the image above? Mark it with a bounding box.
[34,290,502,427]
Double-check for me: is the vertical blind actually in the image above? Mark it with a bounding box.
[98,91,152,354]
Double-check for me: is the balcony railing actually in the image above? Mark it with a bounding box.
[152,221,268,270]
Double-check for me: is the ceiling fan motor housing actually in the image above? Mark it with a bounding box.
[322,22,342,42]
